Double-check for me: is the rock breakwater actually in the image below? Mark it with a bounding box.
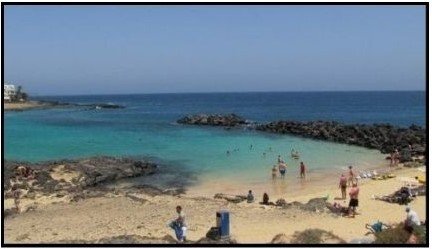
[177,113,247,126]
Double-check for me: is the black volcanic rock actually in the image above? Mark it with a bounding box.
[177,113,247,127]
[256,120,425,158]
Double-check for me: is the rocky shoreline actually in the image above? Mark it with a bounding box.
[3,156,188,218]
[177,113,249,127]
[177,114,426,161]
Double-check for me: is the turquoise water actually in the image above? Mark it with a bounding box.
[4,92,424,186]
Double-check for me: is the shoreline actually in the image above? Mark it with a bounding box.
[3,153,426,244]
[4,162,426,244]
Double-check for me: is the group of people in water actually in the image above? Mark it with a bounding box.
[272,151,306,180]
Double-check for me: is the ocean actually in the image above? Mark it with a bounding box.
[4,91,425,191]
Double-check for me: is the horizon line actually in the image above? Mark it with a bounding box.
[30,89,426,97]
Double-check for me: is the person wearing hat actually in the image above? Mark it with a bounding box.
[404,206,420,233]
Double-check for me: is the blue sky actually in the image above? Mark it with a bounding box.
[4,5,426,95]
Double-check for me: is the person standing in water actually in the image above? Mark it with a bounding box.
[277,155,282,163]
[300,162,306,178]
[279,162,287,179]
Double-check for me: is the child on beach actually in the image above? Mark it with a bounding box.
[271,165,278,180]
[299,162,306,178]
[168,206,187,242]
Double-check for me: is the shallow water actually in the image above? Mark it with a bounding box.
[4,91,424,190]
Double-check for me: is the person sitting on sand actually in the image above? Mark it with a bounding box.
[299,162,306,178]
[262,193,269,205]
[247,190,255,203]
[404,206,420,233]
[326,202,350,216]
[339,174,348,199]
[168,206,187,242]
[365,221,390,235]
[348,183,360,217]
[271,165,278,180]
[279,163,287,179]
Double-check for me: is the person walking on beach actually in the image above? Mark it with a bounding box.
[348,183,360,217]
[279,162,287,179]
[339,174,348,199]
[12,185,21,213]
[271,165,278,180]
[299,162,306,178]
[169,206,187,242]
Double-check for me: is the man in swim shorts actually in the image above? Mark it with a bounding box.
[348,182,360,217]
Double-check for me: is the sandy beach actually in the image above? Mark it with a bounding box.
[3,162,426,244]
[4,101,51,111]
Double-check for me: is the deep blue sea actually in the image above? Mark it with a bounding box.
[4,91,425,190]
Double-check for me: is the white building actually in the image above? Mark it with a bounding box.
[4,84,16,102]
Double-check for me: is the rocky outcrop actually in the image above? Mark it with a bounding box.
[256,121,425,158]
[67,157,157,187]
[3,156,159,206]
[213,193,248,203]
[177,114,247,127]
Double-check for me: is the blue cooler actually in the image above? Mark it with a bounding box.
[216,210,230,238]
